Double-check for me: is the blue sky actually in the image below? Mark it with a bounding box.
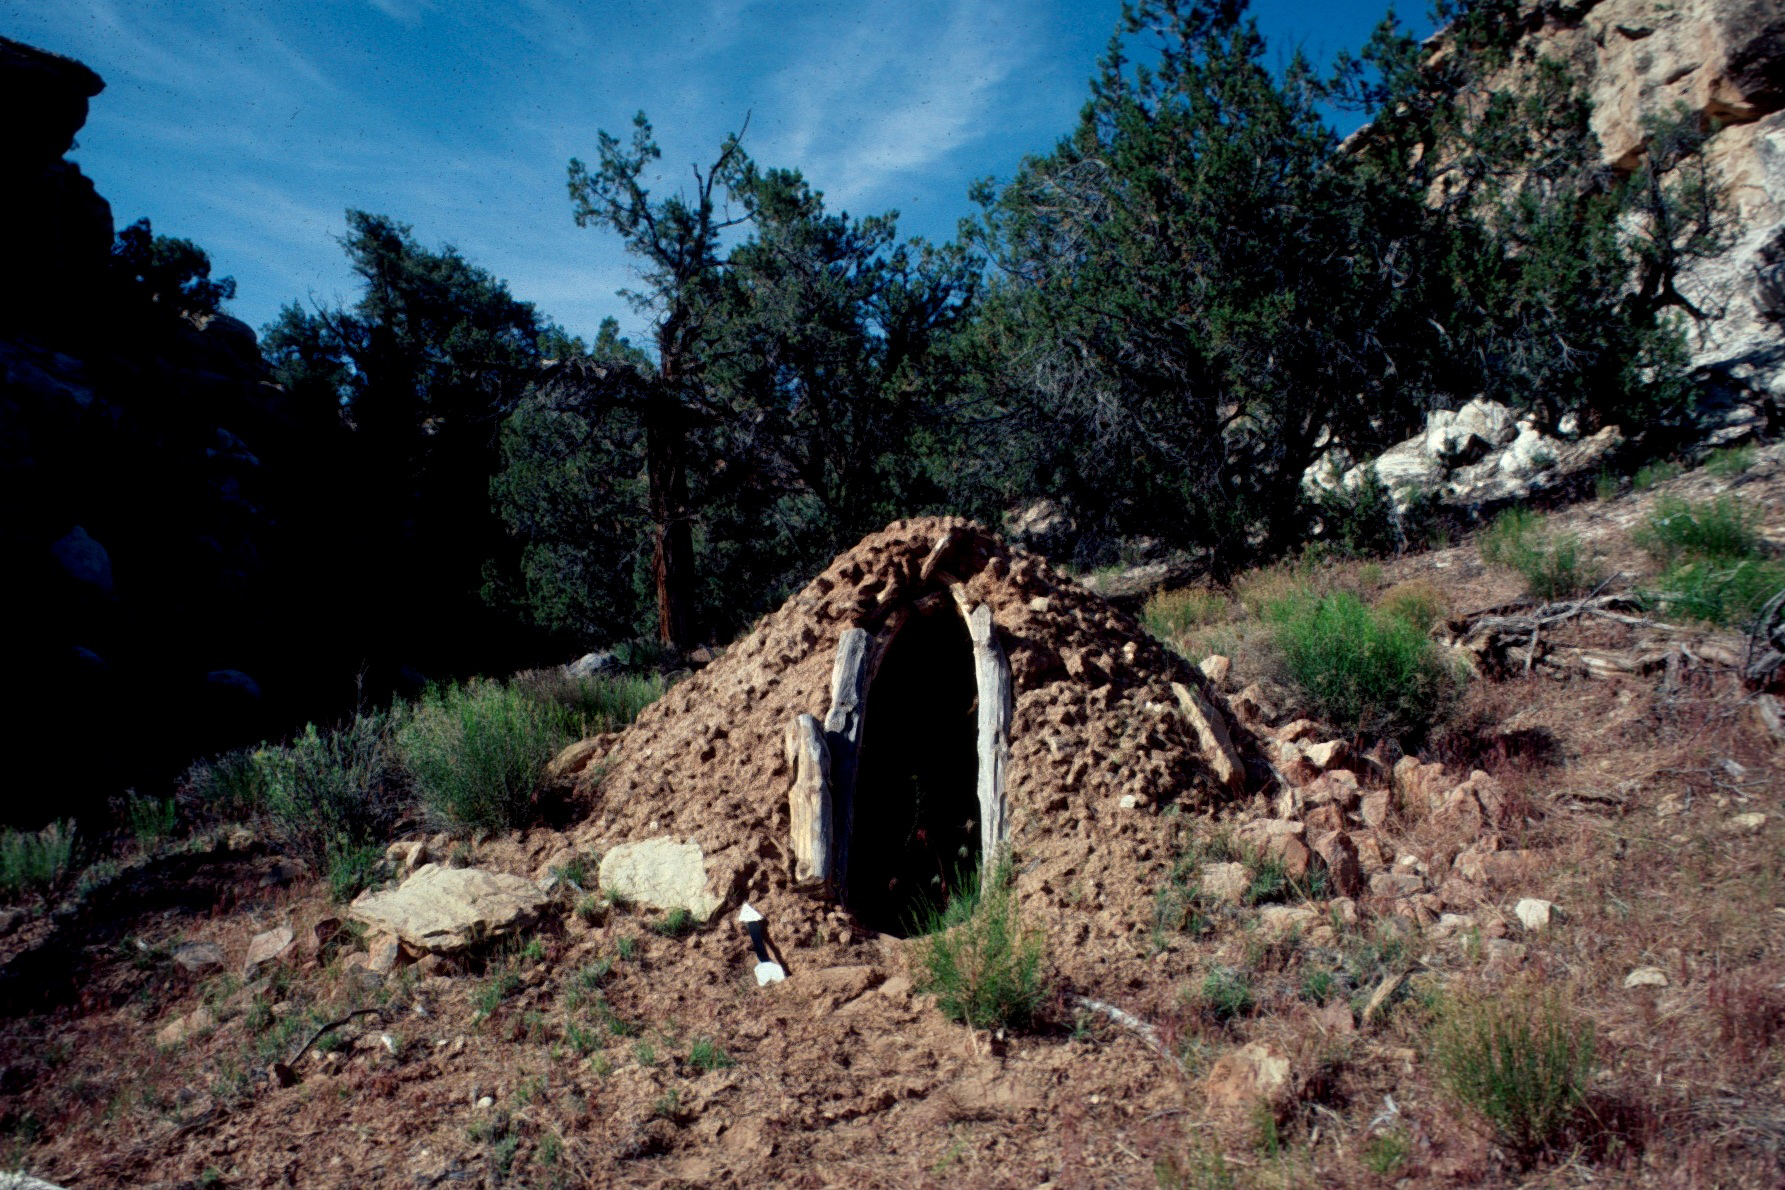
[5,1,1429,345]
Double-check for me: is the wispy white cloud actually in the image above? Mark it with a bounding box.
[757,0,1032,211]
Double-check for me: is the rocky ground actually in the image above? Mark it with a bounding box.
[0,454,1780,1188]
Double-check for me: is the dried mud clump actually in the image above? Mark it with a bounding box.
[570,516,1250,973]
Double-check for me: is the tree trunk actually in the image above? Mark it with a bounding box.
[644,384,698,652]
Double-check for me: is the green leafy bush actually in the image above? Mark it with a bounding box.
[1377,580,1449,634]
[1200,967,1254,1021]
[399,680,574,831]
[687,1038,734,1072]
[1266,590,1463,740]
[1142,588,1233,639]
[1632,460,1682,491]
[0,821,77,901]
[1478,508,1602,600]
[1431,990,1594,1158]
[255,711,401,899]
[912,863,1051,1031]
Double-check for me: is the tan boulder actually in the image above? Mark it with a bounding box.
[155,1006,215,1049]
[1198,654,1232,688]
[349,864,552,953]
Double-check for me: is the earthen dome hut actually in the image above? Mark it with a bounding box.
[567,517,1253,956]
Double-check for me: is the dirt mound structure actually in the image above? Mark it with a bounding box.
[564,515,1253,958]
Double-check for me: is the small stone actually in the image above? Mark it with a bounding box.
[1361,790,1392,829]
[1310,830,1363,898]
[1726,812,1767,834]
[243,926,295,979]
[476,1095,494,1110]
[1483,937,1527,971]
[367,933,403,977]
[1256,905,1316,939]
[1514,898,1557,931]
[385,840,429,875]
[1302,739,1350,772]
[155,1006,215,1049]
[1205,1041,1292,1110]
[1117,794,1139,811]
[1623,966,1668,989]
[1198,655,1232,687]
[1201,862,1251,905]
[173,941,225,975]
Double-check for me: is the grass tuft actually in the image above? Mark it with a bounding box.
[1142,588,1232,639]
[1478,508,1602,600]
[912,862,1051,1031]
[1634,496,1783,626]
[1430,988,1595,1158]
[255,712,401,901]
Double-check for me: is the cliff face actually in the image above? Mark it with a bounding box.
[0,37,358,824]
[0,36,111,325]
[1491,0,1785,415]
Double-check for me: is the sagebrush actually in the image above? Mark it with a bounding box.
[399,680,572,831]
[1266,589,1462,740]
[1431,989,1595,1158]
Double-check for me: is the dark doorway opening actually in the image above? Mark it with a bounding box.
[846,608,982,937]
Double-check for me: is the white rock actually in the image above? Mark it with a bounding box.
[1623,966,1669,989]
[597,837,723,921]
[1515,898,1558,931]
[1117,794,1139,810]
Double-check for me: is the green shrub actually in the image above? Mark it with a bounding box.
[126,795,177,847]
[1266,590,1463,740]
[912,863,1051,1031]
[1594,470,1622,501]
[1200,967,1253,1021]
[1644,558,1785,627]
[1142,588,1232,639]
[1703,444,1756,479]
[1431,990,1594,1158]
[509,669,667,736]
[0,821,77,901]
[399,680,573,831]
[1314,464,1402,558]
[652,907,695,937]
[255,712,401,899]
[1633,459,1682,490]
[1634,495,1763,564]
[1635,496,1782,626]
[182,748,268,820]
[1478,508,1601,600]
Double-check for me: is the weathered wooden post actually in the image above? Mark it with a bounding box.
[783,713,832,886]
[823,627,870,899]
[961,601,1012,877]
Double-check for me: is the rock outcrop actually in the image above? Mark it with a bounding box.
[1462,0,1785,417]
[1305,395,1623,513]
